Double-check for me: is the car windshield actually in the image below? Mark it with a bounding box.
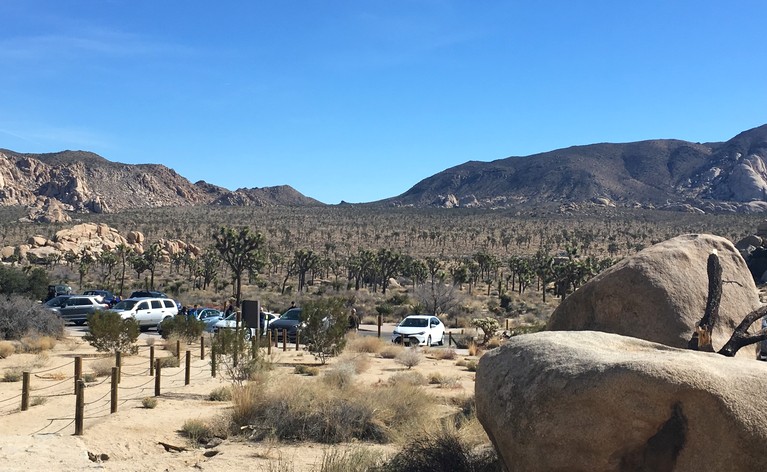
[112,300,138,310]
[44,296,68,307]
[225,313,237,321]
[400,318,428,328]
[281,309,301,321]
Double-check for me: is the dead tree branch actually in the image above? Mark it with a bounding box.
[718,305,767,357]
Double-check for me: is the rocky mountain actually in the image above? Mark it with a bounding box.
[0,149,321,221]
[382,124,767,213]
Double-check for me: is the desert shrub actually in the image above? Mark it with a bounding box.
[230,378,432,444]
[3,369,22,382]
[18,336,57,353]
[396,349,422,370]
[302,297,349,364]
[294,365,320,376]
[323,361,357,389]
[388,371,426,386]
[471,318,500,345]
[164,334,181,356]
[0,266,48,300]
[377,426,501,472]
[90,357,115,377]
[0,341,15,358]
[379,345,403,359]
[159,315,205,342]
[30,396,47,407]
[318,447,385,472]
[428,373,460,389]
[209,386,233,401]
[145,336,156,346]
[83,311,139,354]
[486,338,502,349]
[346,335,386,354]
[465,360,478,372]
[182,419,212,442]
[142,397,158,409]
[0,295,64,340]
[450,333,474,350]
[429,347,457,360]
[336,353,371,374]
[82,372,97,383]
[158,356,180,368]
[467,341,480,357]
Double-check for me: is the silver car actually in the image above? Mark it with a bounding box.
[47,295,108,325]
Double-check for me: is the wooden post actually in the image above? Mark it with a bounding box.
[21,371,30,411]
[74,356,82,395]
[149,346,155,376]
[176,340,181,361]
[115,351,122,384]
[282,329,287,351]
[154,359,161,397]
[267,331,272,355]
[377,314,382,338]
[75,379,84,436]
[505,319,509,330]
[211,344,217,378]
[449,332,453,347]
[111,367,118,414]
[295,330,300,351]
[251,335,257,360]
[200,336,205,360]
[233,336,239,368]
[185,351,191,386]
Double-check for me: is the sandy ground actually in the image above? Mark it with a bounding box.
[0,327,478,471]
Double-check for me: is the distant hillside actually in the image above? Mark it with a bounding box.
[0,149,322,221]
[380,124,767,213]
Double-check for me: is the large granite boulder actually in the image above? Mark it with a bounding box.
[548,234,760,352]
[476,331,767,472]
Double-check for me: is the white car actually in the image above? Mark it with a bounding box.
[212,311,278,340]
[392,315,445,347]
[109,297,179,331]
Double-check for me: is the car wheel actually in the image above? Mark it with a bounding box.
[427,335,432,347]
[243,329,253,341]
[74,320,86,326]
[437,334,444,346]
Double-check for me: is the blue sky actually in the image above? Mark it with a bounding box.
[1,1,765,204]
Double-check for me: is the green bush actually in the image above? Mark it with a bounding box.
[0,266,49,301]
[208,386,232,401]
[159,315,205,342]
[471,317,500,345]
[301,297,349,364]
[142,397,158,409]
[83,311,139,354]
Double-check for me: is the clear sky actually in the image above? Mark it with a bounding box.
[1,1,765,204]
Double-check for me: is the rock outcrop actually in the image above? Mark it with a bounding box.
[476,331,767,472]
[548,234,761,353]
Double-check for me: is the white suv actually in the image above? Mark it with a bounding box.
[109,297,179,331]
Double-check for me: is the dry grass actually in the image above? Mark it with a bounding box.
[335,353,371,374]
[90,357,115,377]
[345,335,387,354]
[294,365,320,376]
[18,336,57,353]
[395,348,422,370]
[181,419,213,443]
[323,362,357,389]
[387,371,426,386]
[379,344,403,359]
[142,397,158,409]
[229,376,434,444]
[428,373,461,389]
[164,335,181,356]
[0,341,16,359]
[428,347,457,360]
[3,369,22,382]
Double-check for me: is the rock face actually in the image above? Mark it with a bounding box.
[476,331,767,472]
[548,234,760,352]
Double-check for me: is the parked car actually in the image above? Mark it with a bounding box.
[45,284,72,301]
[46,295,109,325]
[43,294,73,309]
[392,315,445,347]
[210,311,278,339]
[109,297,179,331]
[129,290,182,310]
[195,308,223,321]
[267,308,303,342]
[83,290,120,307]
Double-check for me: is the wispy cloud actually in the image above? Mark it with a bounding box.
[0,28,196,62]
[0,123,111,151]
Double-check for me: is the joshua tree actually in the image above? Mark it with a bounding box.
[213,226,266,306]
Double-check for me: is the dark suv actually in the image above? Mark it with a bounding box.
[267,308,303,342]
[46,295,108,325]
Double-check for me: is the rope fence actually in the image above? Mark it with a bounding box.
[0,340,232,436]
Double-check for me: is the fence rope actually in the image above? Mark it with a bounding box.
[121,368,149,377]
[32,417,73,435]
[84,389,112,406]
[0,393,22,404]
[117,377,155,391]
[32,377,74,392]
[29,359,76,375]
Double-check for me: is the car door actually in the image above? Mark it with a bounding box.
[430,317,444,343]
[134,300,152,325]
